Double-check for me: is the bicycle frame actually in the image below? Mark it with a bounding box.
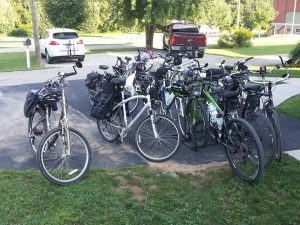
[112,90,158,141]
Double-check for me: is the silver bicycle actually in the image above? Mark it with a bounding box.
[35,62,91,185]
[96,75,182,162]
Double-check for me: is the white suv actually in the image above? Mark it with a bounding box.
[40,28,85,64]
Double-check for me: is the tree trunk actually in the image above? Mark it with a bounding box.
[30,0,43,68]
[145,24,155,49]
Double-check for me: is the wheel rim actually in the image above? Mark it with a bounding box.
[29,109,46,153]
[136,115,180,161]
[225,121,262,180]
[40,130,89,183]
[98,111,120,141]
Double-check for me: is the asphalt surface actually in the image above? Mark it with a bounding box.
[1,79,300,171]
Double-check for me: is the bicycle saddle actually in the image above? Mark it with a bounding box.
[111,78,126,86]
[243,84,263,92]
[125,56,132,61]
[222,90,239,99]
[99,65,109,70]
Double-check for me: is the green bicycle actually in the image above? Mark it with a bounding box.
[172,74,265,183]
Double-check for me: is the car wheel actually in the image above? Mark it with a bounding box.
[41,53,46,59]
[78,56,85,62]
[46,50,53,64]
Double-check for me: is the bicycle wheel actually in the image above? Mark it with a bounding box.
[124,89,140,115]
[175,98,188,137]
[244,111,276,166]
[37,127,91,186]
[224,118,264,183]
[97,109,122,143]
[135,114,181,162]
[189,100,208,149]
[263,101,282,161]
[28,107,47,153]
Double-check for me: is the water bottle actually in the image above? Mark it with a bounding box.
[216,116,223,131]
[208,103,217,124]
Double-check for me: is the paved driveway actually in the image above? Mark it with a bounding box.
[0,52,300,170]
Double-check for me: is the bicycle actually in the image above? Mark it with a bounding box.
[93,75,182,162]
[33,62,91,185]
[247,56,292,161]
[172,75,265,183]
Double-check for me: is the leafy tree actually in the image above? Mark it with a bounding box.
[242,0,276,30]
[194,0,232,30]
[0,0,15,34]
[44,0,87,29]
[9,0,31,28]
[117,0,203,48]
[225,0,276,30]
[78,0,109,33]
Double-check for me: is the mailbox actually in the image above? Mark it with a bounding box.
[23,39,32,46]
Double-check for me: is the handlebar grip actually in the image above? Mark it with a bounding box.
[63,72,76,77]
[279,55,284,65]
[245,57,254,62]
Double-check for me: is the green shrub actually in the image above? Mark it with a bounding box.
[289,43,300,67]
[217,33,234,48]
[9,25,32,37]
[218,28,254,48]
[232,28,254,47]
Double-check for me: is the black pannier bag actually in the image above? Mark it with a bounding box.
[91,81,119,119]
[90,93,115,120]
[206,68,224,78]
[85,72,99,89]
[24,90,39,118]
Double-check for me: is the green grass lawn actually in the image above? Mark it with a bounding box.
[0,156,300,225]
[0,52,43,72]
[277,94,300,120]
[206,37,298,57]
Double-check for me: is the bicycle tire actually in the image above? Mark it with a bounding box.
[28,107,47,153]
[244,111,276,166]
[37,127,91,186]
[97,109,122,143]
[263,101,282,162]
[224,118,264,183]
[189,100,208,149]
[135,114,181,162]
[175,98,188,137]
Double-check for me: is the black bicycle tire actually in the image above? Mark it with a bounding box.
[244,111,276,166]
[97,109,122,143]
[37,127,91,186]
[263,101,283,162]
[28,107,47,154]
[135,114,181,162]
[224,118,264,183]
[189,100,208,149]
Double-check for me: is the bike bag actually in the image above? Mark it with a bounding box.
[24,90,39,118]
[85,72,100,89]
[206,68,224,78]
[91,93,115,120]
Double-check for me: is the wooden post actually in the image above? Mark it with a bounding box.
[30,0,42,67]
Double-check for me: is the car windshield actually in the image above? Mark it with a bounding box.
[172,24,199,33]
[53,32,79,39]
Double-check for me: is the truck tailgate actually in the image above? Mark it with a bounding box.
[172,33,206,46]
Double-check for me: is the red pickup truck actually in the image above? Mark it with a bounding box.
[163,23,207,58]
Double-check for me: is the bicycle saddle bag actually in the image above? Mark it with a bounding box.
[24,90,39,118]
[91,93,115,120]
[85,72,100,89]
